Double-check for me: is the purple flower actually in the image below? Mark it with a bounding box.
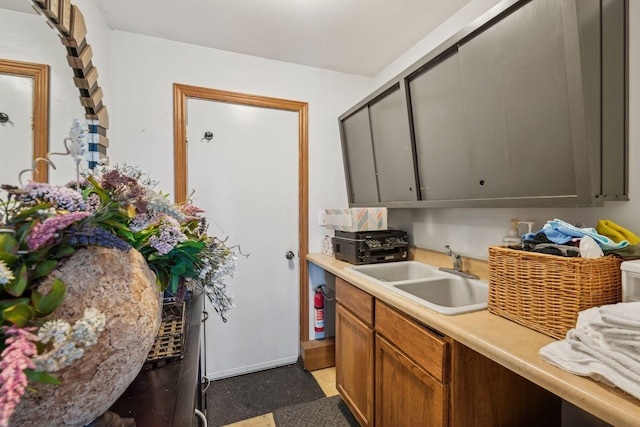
[84,193,101,213]
[0,326,38,427]
[27,211,91,251]
[23,182,86,212]
[66,224,131,252]
[149,215,186,255]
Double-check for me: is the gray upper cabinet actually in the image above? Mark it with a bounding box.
[341,107,378,204]
[340,84,417,205]
[409,51,476,201]
[368,85,417,203]
[455,0,588,200]
[338,0,628,208]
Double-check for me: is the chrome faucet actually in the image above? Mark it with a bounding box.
[439,245,480,280]
[445,245,463,272]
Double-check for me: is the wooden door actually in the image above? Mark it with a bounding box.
[187,96,300,379]
[375,335,447,427]
[336,303,374,427]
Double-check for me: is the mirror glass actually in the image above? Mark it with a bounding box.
[0,70,33,185]
[0,4,87,185]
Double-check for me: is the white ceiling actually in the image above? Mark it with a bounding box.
[2,0,473,77]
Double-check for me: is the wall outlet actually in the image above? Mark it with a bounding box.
[318,210,327,227]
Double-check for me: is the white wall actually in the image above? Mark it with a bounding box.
[103,32,371,341]
[367,0,640,261]
[104,31,372,249]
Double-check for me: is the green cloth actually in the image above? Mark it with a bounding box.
[597,219,640,245]
[605,244,640,260]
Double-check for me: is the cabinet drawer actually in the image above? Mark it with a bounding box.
[375,300,448,383]
[336,278,374,326]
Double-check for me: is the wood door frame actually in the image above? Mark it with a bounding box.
[173,83,310,343]
[0,58,49,182]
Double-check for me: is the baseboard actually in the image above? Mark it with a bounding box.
[206,355,299,380]
[300,337,335,371]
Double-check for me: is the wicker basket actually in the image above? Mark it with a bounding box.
[487,246,622,340]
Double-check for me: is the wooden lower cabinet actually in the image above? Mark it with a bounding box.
[335,280,561,427]
[336,303,374,427]
[375,335,447,427]
[449,341,561,427]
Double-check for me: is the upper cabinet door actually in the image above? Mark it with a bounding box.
[369,84,418,203]
[341,107,379,204]
[409,51,475,201]
[458,0,589,200]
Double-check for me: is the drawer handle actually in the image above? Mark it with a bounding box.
[202,311,209,322]
[194,408,207,426]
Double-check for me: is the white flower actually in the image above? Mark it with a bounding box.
[0,260,14,285]
[34,308,106,372]
[38,320,71,345]
[71,308,106,346]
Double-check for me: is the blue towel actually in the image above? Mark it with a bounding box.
[542,228,573,245]
[543,219,628,250]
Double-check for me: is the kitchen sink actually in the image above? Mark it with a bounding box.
[345,260,488,315]
[392,277,488,315]
[345,261,448,284]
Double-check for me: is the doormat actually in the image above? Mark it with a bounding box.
[273,395,359,427]
[207,360,325,426]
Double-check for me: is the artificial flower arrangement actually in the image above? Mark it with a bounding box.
[0,164,237,426]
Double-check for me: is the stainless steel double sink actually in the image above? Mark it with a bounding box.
[345,261,488,315]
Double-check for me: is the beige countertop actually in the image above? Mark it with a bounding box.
[307,252,640,427]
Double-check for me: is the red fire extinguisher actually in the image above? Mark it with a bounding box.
[314,287,325,340]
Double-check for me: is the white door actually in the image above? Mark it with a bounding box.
[0,72,33,185]
[187,98,300,380]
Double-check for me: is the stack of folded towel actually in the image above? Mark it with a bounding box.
[539,302,640,399]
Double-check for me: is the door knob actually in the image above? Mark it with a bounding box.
[285,251,295,260]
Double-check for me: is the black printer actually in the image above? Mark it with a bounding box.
[333,230,408,265]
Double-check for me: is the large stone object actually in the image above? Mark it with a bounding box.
[11,246,162,427]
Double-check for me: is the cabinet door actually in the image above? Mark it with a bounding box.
[458,0,586,199]
[369,84,418,202]
[409,50,474,201]
[336,303,374,427]
[375,335,447,427]
[340,107,379,204]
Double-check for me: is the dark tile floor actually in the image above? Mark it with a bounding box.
[210,366,338,427]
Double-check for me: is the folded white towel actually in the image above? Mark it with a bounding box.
[540,339,640,400]
[611,342,640,364]
[599,302,640,329]
[577,304,640,353]
[576,306,600,329]
[540,303,640,399]
[591,322,640,339]
[567,329,640,382]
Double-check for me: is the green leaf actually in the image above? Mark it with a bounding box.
[168,274,180,294]
[2,303,35,326]
[31,260,58,280]
[0,298,30,312]
[0,233,19,254]
[170,263,187,276]
[51,246,76,259]
[25,369,61,385]
[4,264,28,297]
[31,278,66,316]
[0,251,19,266]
